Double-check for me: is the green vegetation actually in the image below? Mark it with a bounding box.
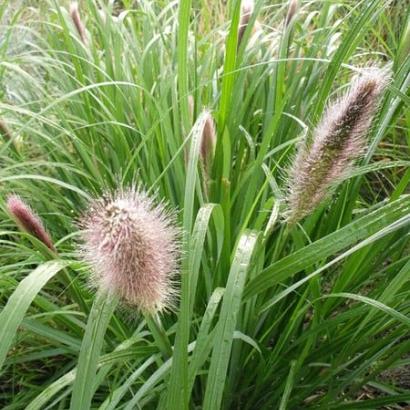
[0,0,409,408]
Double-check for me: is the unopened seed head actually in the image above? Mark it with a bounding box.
[6,195,55,251]
[285,0,299,27]
[69,2,87,45]
[200,111,217,174]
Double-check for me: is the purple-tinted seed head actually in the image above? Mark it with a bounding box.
[286,68,390,224]
[199,111,217,195]
[285,0,299,27]
[6,195,55,251]
[79,188,180,313]
[69,2,87,45]
[200,111,216,174]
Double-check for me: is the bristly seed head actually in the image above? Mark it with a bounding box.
[6,195,55,251]
[79,187,180,313]
[286,68,390,224]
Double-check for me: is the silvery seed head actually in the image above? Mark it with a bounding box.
[286,68,389,224]
[69,2,87,45]
[79,188,180,313]
[6,195,55,251]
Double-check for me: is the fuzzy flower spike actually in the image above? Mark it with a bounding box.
[287,68,389,224]
[6,195,55,251]
[79,188,180,313]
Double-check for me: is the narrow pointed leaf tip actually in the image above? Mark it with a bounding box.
[286,67,390,223]
[79,187,180,313]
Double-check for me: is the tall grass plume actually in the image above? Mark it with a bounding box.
[286,68,390,223]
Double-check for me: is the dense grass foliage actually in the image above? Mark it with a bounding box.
[0,0,409,408]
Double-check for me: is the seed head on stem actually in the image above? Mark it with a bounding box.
[286,68,390,224]
[69,2,88,45]
[285,0,299,27]
[79,187,180,313]
[200,111,217,176]
[6,195,55,251]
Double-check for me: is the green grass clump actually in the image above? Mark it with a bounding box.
[0,0,409,409]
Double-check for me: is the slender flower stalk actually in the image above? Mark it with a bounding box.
[286,68,389,224]
[69,2,88,45]
[238,0,254,48]
[79,187,180,313]
[6,195,55,251]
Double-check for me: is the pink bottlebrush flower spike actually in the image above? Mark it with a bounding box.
[79,187,180,313]
[6,195,55,251]
[69,2,88,45]
[286,68,390,224]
